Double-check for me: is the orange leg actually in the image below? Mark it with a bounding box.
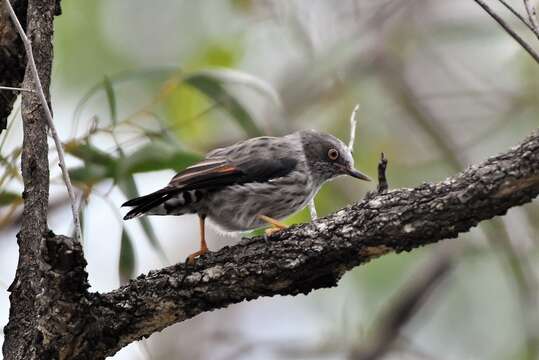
[187,214,208,265]
[257,214,288,236]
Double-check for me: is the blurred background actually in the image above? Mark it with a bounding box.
[1,0,539,359]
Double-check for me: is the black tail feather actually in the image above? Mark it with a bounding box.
[122,187,180,220]
[123,196,169,219]
[122,187,174,207]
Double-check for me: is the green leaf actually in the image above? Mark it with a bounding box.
[67,140,201,187]
[0,191,21,207]
[68,164,111,184]
[185,71,264,137]
[191,41,242,68]
[65,141,117,170]
[119,228,136,285]
[73,66,180,128]
[65,141,118,185]
[192,69,281,109]
[118,141,202,176]
[75,67,276,138]
[103,75,118,125]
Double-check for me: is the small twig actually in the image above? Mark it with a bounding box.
[523,0,539,37]
[308,198,318,220]
[0,85,35,93]
[473,0,539,64]
[4,0,82,242]
[496,0,539,38]
[348,104,360,151]
[376,152,388,193]
[74,189,91,245]
[363,152,389,201]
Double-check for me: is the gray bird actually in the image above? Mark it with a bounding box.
[122,130,370,263]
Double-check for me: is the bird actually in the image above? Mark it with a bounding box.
[122,129,371,264]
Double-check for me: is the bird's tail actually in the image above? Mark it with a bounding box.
[122,187,178,220]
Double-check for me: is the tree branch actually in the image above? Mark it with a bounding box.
[473,0,539,64]
[496,0,539,39]
[523,0,539,37]
[4,0,82,243]
[2,0,56,358]
[46,129,537,359]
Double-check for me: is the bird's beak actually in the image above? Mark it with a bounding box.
[347,168,371,181]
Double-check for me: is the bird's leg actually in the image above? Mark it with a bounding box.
[186,214,208,265]
[257,214,288,237]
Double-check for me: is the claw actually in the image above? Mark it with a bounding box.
[257,214,288,242]
[186,248,208,266]
[264,227,283,237]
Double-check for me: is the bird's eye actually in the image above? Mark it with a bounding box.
[328,148,339,161]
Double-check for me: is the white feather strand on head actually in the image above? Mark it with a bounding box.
[348,104,360,152]
[308,198,318,220]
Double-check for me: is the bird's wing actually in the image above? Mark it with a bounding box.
[121,156,297,213]
[205,136,278,158]
[168,156,298,190]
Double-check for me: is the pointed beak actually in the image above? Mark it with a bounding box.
[347,168,371,181]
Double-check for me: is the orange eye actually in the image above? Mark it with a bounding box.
[328,148,339,161]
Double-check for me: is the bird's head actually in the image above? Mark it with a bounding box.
[299,129,371,184]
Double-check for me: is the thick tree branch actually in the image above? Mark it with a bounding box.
[2,0,58,358]
[4,0,82,242]
[46,129,537,359]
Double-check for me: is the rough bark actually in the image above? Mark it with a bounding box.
[2,0,56,358]
[83,130,539,359]
[0,0,59,133]
[0,0,27,133]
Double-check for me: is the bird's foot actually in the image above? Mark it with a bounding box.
[263,223,289,246]
[264,227,285,237]
[185,247,209,266]
[257,214,288,237]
